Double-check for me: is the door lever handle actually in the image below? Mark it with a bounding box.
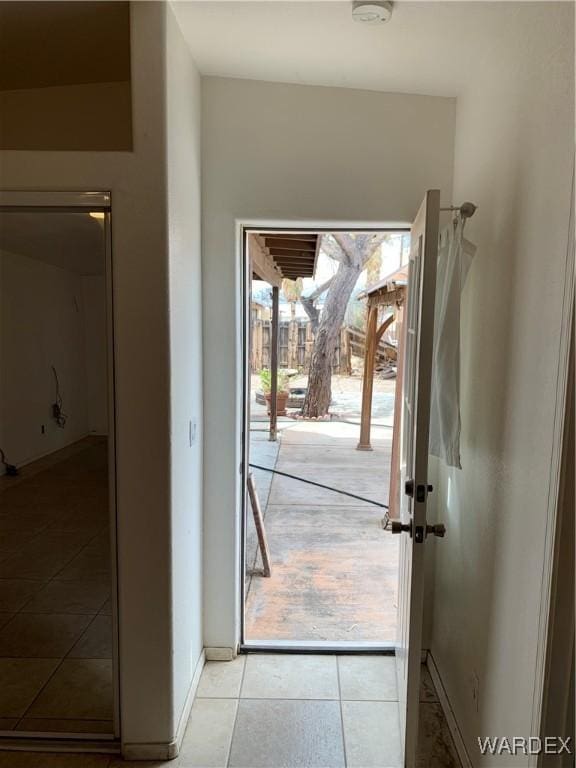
[404,480,433,499]
[426,523,446,538]
[390,521,411,535]
[390,520,446,539]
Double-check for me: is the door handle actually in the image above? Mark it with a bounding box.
[390,520,446,539]
[404,480,433,499]
[426,523,446,538]
[391,521,411,535]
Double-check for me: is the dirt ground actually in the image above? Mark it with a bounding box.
[251,372,395,396]
[250,373,396,422]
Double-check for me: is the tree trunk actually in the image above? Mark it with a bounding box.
[302,264,360,417]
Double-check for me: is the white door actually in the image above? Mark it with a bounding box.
[394,190,442,767]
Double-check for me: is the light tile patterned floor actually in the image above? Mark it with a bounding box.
[177,653,460,768]
[0,440,114,736]
[0,655,460,768]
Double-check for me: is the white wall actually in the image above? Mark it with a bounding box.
[1,4,204,751]
[82,275,108,435]
[0,251,89,465]
[201,76,456,650]
[165,3,204,733]
[428,4,574,765]
[0,2,174,749]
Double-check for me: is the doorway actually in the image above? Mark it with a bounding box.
[241,226,410,649]
[0,192,119,743]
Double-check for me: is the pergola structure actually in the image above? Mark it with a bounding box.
[356,265,408,517]
[248,232,320,440]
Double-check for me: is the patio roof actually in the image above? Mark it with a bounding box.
[361,264,408,307]
[250,232,320,283]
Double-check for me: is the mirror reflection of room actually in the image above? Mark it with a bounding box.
[0,210,114,737]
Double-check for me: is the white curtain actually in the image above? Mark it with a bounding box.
[429,217,476,469]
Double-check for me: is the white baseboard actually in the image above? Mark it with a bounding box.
[426,651,473,768]
[122,741,179,761]
[122,649,205,761]
[205,646,237,661]
[173,649,206,752]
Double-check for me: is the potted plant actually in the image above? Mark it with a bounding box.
[259,369,290,416]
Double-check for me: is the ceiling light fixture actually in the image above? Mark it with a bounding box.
[352,0,393,24]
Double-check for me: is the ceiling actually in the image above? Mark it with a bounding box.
[0,212,106,276]
[171,1,531,98]
[0,2,130,91]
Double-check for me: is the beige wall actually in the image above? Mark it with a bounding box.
[0,3,203,753]
[428,4,574,765]
[0,1,132,151]
[0,251,90,464]
[82,275,108,436]
[0,81,132,151]
[0,2,174,749]
[201,76,456,651]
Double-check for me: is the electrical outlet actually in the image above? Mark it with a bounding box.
[189,418,197,447]
[471,671,480,714]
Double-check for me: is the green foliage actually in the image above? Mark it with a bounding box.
[259,369,290,394]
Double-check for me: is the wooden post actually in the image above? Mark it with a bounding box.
[357,304,378,451]
[376,314,395,347]
[269,286,279,441]
[247,473,272,577]
[388,303,405,518]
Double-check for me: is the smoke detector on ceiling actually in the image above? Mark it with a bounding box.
[352,1,393,24]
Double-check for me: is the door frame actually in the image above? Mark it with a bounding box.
[0,190,121,746]
[237,218,410,652]
[530,173,575,765]
[538,302,574,767]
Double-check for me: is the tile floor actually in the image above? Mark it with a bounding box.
[0,654,461,768]
[178,653,460,768]
[0,439,114,736]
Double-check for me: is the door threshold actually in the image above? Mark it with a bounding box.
[241,640,396,654]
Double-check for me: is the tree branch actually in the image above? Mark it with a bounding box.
[301,277,333,334]
[331,233,356,266]
[321,235,347,264]
[303,276,333,302]
[337,232,389,269]
[366,233,388,258]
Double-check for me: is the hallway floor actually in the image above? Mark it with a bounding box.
[0,439,114,736]
[246,421,398,644]
[0,654,461,767]
[182,653,460,768]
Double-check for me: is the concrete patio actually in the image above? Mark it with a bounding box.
[245,419,398,645]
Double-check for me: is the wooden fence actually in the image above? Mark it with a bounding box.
[347,326,398,367]
[250,318,399,376]
[251,318,351,375]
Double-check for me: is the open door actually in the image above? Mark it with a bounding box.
[393,190,442,766]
